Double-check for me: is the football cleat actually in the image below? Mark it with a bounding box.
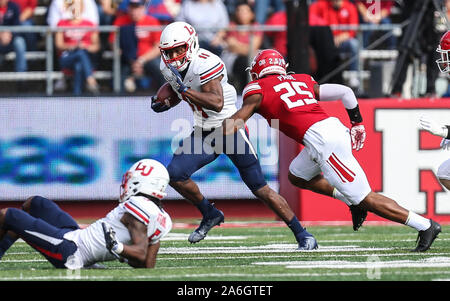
[188,208,225,243]
[349,205,367,231]
[412,219,441,252]
[297,231,319,250]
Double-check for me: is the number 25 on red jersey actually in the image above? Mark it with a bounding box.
[273,81,317,109]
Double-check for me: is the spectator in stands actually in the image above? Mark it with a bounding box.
[10,0,38,50]
[96,0,117,26]
[391,0,440,97]
[222,1,262,92]
[264,7,343,84]
[55,0,100,95]
[309,0,360,90]
[116,0,180,24]
[109,0,164,93]
[175,0,229,56]
[47,0,99,28]
[355,0,396,49]
[251,0,284,25]
[224,0,285,25]
[223,0,238,16]
[0,0,28,74]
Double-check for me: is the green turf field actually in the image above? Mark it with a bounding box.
[0,222,449,281]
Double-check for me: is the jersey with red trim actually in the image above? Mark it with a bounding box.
[63,196,172,267]
[160,48,237,128]
[243,73,329,144]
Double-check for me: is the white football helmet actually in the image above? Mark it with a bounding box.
[119,159,170,202]
[159,21,199,72]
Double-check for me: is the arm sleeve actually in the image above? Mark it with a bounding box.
[319,83,358,109]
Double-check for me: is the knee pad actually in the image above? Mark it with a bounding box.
[28,196,48,210]
[238,161,267,192]
[27,196,54,218]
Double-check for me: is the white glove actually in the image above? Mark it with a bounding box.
[419,115,449,138]
[350,123,366,151]
[441,138,450,150]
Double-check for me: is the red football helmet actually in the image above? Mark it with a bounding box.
[436,30,450,74]
[248,49,287,80]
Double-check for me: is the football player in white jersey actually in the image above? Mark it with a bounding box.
[0,159,172,269]
[150,21,328,250]
[417,31,450,191]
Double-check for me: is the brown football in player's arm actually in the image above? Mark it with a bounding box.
[150,82,182,113]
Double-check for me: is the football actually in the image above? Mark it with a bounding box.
[155,82,182,108]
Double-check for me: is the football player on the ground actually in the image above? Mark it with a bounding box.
[0,159,172,268]
[151,21,329,250]
[223,49,441,252]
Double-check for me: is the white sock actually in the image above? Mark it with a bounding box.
[333,188,353,206]
[405,211,431,231]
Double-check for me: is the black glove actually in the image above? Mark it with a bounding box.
[150,95,170,113]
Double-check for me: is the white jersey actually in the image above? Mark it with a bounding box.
[161,48,237,129]
[63,196,172,269]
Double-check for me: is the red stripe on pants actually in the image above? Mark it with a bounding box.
[328,154,355,183]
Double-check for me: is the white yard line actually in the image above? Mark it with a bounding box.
[159,244,393,254]
[254,257,450,269]
[157,252,450,261]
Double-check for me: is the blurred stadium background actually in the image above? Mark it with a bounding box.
[0,0,449,225]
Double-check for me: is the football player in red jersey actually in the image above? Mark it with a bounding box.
[224,49,441,252]
[418,30,450,191]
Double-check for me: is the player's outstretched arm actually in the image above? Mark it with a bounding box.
[223,93,262,135]
[314,83,361,119]
[315,83,366,151]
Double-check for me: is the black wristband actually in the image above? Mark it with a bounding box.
[346,105,363,124]
[446,125,450,139]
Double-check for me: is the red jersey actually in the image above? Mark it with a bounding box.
[11,0,37,13]
[56,19,96,56]
[309,0,359,38]
[243,73,329,144]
